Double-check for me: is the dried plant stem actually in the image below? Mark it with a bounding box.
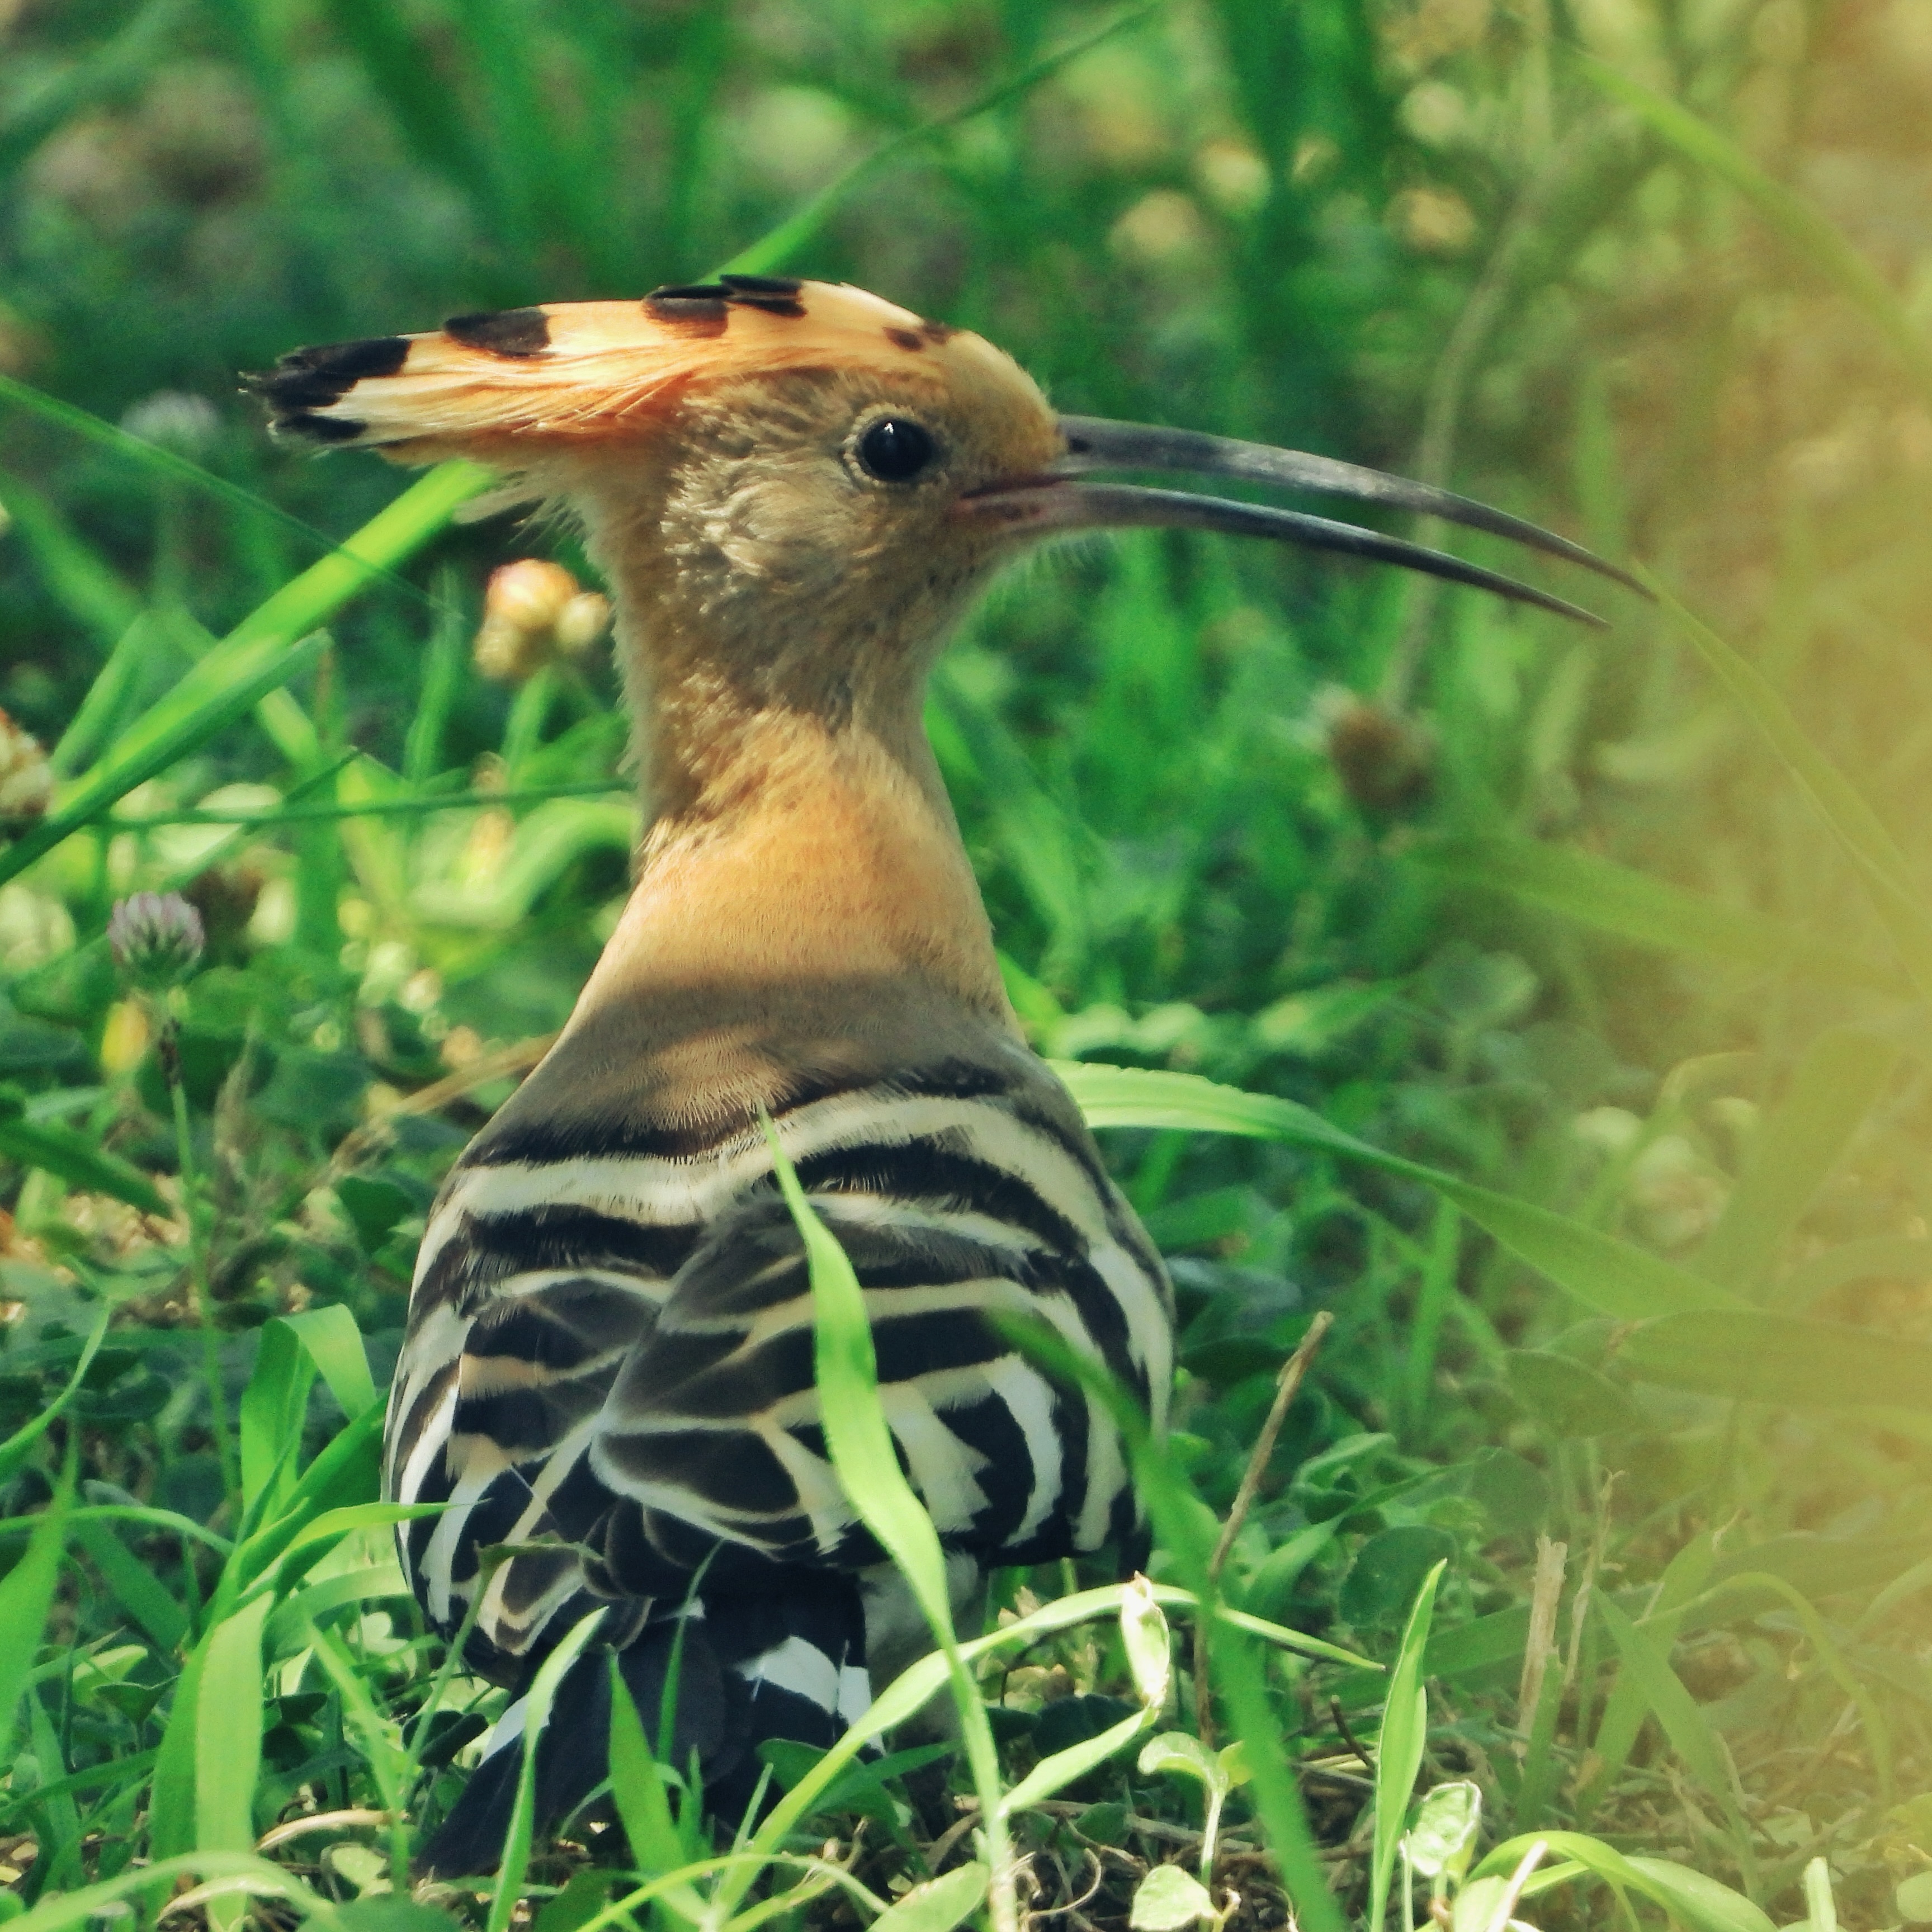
[1193,1311,1334,1749]
[1515,1535,1568,1747]
[1481,1838,1548,1932]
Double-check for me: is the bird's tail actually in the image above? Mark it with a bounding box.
[416,1580,871,1879]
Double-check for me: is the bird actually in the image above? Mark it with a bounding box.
[249,273,1628,1877]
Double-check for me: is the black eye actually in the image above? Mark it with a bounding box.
[856,417,936,483]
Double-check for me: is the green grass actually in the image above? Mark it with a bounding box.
[3,0,1932,1926]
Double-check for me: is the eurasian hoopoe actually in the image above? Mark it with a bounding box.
[250,275,1625,1876]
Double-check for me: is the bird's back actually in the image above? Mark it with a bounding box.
[383,979,1171,1867]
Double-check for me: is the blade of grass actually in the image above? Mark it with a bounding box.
[1579,57,1932,407]
[1056,1062,1744,1321]
[0,1109,167,1216]
[53,613,168,777]
[995,1317,1348,1932]
[1369,1561,1446,1932]
[607,1662,706,1925]
[1684,1571,1890,1803]
[1617,1308,1932,1411]
[485,1608,608,1932]
[1471,1832,1772,1932]
[0,469,144,648]
[0,1305,108,1486]
[1410,835,1906,996]
[0,1441,75,1766]
[763,1118,1018,1932]
[1644,574,1932,1004]
[1773,1235,1932,1311]
[0,371,441,610]
[1,1850,337,1932]
[73,1519,188,1651]
[111,778,626,828]
[715,1,1165,277]
[1594,1596,1758,1895]
[194,1596,272,1874]
[1694,1028,1898,1295]
[0,460,493,890]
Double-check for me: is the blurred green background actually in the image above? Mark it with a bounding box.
[7,0,1932,1917]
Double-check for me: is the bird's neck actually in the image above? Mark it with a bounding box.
[571,572,1015,1038]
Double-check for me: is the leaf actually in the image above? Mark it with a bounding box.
[1449,1876,1510,1932]
[532,1870,609,1932]
[758,1739,952,1830]
[1793,1846,1839,1924]
[336,1175,414,1254]
[1137,1731,1226,1797]
[73,1518,188,1650]
[239,1319,318,1519]
[1056,1062,1742,1322]
[1503,1350,1645,1438]
[1695,1028,1899,1296]
[1369,1560,1446,1932]
[1404,1780,1481,1881]
[195,1596,272,1932]
[0,1112,166,1216]
[1894,1870,1932,1925]
[1411,835,1902,994]
[1343,1527,1457,1630]
[869,1863,989,1932]
[284,1304,379,1418]
[1774,1235,1932,1311]
[1618,1309,1932,1410]
[336,1903,467,1932]
[1000,1704,1151,1817]
[1472,1832,1774,1932]
[1129,1864,1218,1931]
[1120,1574,1173,1710]
[1239,1520,1338,1622]
[147,1635,205,1859]
[1621,1857,1775,1932]
[0,1452,73,1766]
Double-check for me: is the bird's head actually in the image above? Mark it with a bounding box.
[251,275,1632,800]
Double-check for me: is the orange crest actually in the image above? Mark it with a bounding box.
[248,276,988,462]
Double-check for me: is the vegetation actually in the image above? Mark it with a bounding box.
[3,0,1931,1926]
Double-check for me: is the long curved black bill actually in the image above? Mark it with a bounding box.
[1056,414,1646,601]
[960,480,1612,630]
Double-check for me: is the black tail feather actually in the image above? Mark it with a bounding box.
[415,1579,868,1879]
[415,1617,741,1880]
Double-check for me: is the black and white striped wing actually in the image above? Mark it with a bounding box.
[589,1152,1164,1588]
[384,1065,1173,1679]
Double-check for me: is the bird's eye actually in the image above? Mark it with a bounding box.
[855,417,937,483]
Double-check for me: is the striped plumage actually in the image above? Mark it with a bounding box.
[252,274,1620,1873]
[384,1012,1169,1868]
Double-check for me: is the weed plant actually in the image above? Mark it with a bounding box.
[2,1,1932,1929]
